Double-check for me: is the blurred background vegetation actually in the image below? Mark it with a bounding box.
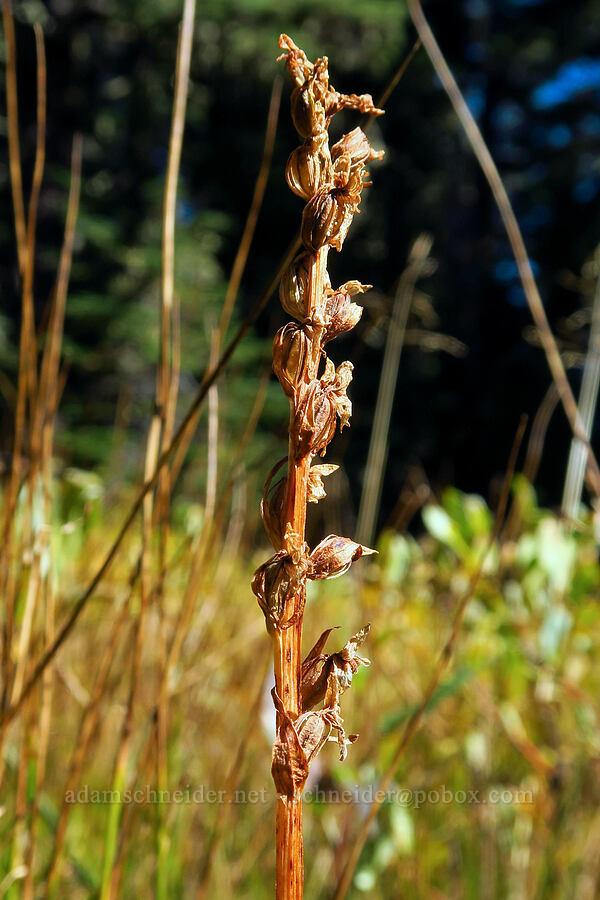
[1,0,600,897]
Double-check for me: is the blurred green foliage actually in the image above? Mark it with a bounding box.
[2,473,599,897]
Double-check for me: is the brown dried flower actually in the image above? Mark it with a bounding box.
[301,624,371,712]
[322,290,364,343]
[273,323,312,399]
[307,463,338,503]
[331,126,384,169]
[252,550,308,631]
[301,160,368,253]
[293,380,336,460]
[292,358,354,459]
[307,535,376,580]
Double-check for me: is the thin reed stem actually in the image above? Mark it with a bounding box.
[407,0,600,500]
[332,417,527,900]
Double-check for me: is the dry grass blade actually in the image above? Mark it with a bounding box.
[332,416,528,900]
[1,234,300,729]
[170,75,282,486]
[196,656,271,899]
[407,0,600,500]
[1,0,26,272]
[356,234,433,546]
[44,600,131,895]
[217,76,282,347]
[155,7,196,895]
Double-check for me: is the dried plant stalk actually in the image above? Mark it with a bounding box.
[252,35,384,898]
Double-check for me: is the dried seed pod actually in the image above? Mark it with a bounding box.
[261,457,287,550]
[271,689,309,797]
[331,126,384,168]
[295,710,333,765]
[285,135,331,200]
[322,291,363,343]
[290,85,324,139]
[279,251,313,320]
[301,166,365,253]
[273,323,312,399]
[307,464,338,503]
[252,550,308,631]
[308,534,376,580]
[301,186,347,253]
[293,380,337,459]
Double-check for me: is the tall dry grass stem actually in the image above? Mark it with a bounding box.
[356,234,433,546]
[562,250,600,518]
[407,0,600,501]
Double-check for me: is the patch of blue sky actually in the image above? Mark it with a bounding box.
[177,200,196,224]
[520,205,551,231]
[465,86,486,118]
[493,100,525,132]
[495,258,540,282]
[531,58,600,110]
[579,113,600,137]
[531,123,572,148]
[463,0,488,20]
[465,41,486,64]
[524,162,549,184]
[506,284,528,308]
[573,176,600,203]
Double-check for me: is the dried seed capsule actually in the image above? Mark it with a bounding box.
[271,690,309,797]
[273,323,312,399]
[252,550,307,631]
[307,534,376,580]
[301,181,360,253]
[301,186,339,252]
[279,251,313,320]
[293,380,337,459]
[261,457,287,550]
[322,291,363,343]
[290,85,324,138]
[331,126,384,168]
[285,136,331,200]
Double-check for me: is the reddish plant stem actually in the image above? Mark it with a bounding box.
[273,245,328,899]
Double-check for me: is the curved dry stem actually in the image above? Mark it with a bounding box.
[407,0,600,500]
